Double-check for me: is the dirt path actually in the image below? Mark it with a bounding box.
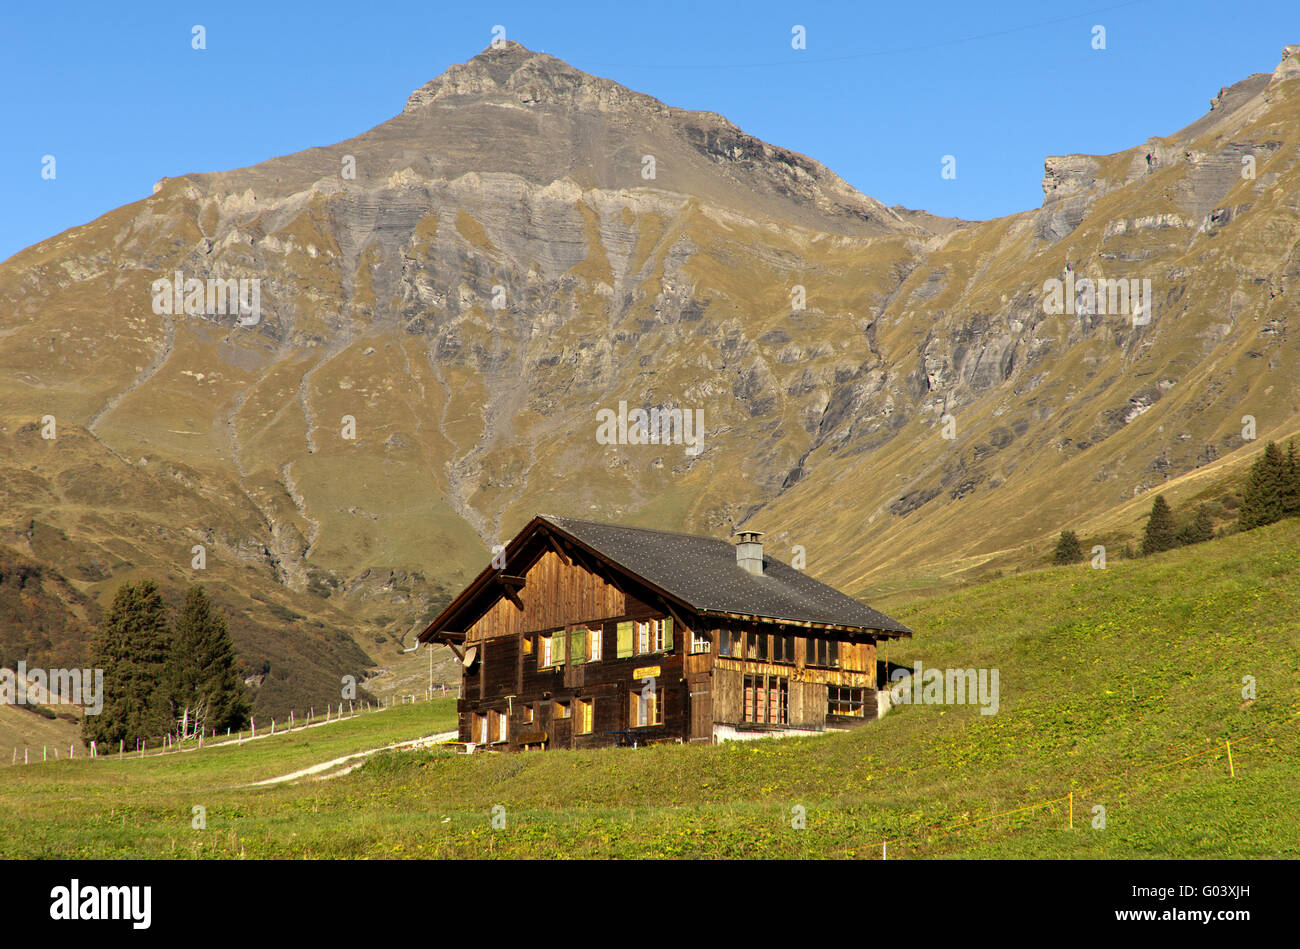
[245,729,458,786]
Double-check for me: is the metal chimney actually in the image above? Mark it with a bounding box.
[734,530,764,576]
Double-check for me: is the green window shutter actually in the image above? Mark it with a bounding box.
[570,627,586,664]
[554,632,566,666]
[616,621,633,658]
[662,616,674,652]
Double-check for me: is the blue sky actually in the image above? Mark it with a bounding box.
[2,0,1297,261]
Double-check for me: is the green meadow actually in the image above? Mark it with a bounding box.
[2,520,1297,859]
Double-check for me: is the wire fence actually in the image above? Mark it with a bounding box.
[7,683,462,767]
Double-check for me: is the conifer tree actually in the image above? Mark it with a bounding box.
[1238,441,1287,530]
[166,585,250,738]
[1141,495,1179,555]
[1052,529,1084,564]
[1177,503,1215,546]
[83,580,172,748]
[1281,439,1300,519]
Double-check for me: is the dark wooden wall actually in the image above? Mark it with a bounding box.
[465,550,648,643]
[461,611,695,750]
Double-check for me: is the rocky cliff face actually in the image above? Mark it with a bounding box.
[2,43,1298,703]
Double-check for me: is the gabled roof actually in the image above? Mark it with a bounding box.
[419,514,912,642]
[540,516,912,635]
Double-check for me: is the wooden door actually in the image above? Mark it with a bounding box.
[688,674,713,742]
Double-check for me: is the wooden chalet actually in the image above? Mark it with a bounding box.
[418,515,912,750]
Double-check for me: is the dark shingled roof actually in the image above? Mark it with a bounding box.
[541,515,911,635]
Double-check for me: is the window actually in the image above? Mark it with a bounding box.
[541,631,569,668]
[521,704,534,724]
[718,628,742,657]
[492,710,508,742]
[653,618,671,652]
[473,712,488,743]
[774,634,796,663]
[806,637,839,668]
[828,686,867,718]
[576,698,594,734]
[588,626,603,662]
[742,675,788,724]
[691,628,710,654]
[746,632,758,660]
[629,687,664,727]
[635,617,672,654]
[756,632,769,661]
[553,699,570,719]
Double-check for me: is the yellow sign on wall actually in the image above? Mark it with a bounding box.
[633,666,661,680]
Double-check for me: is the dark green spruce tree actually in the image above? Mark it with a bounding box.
[1238,441,1288,531]
[1176,503,1215,546]
[166,585,250,738]
[1052,529,1084,564]
[83,580,172,749]
[1281,439,1300,519]
[1141,495,1179,555]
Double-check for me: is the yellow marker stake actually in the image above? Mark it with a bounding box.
[1226,740,1235,778]
[1068,790,1073,829]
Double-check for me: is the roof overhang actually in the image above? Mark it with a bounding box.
[699,609,912,638]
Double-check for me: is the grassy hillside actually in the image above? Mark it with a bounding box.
[1,520,1296,858]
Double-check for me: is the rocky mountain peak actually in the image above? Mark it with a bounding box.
[1273,43,1300,83]
[403,40,669,117]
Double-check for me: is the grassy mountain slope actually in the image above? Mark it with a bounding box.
[2,518,1295,858]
